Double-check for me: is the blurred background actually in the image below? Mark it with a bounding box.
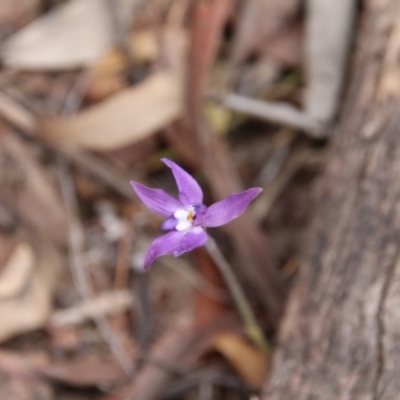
[0,0,355,399]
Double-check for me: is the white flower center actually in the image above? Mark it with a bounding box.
[174,209,194,231]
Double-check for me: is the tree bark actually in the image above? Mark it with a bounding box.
[264,0,400,398]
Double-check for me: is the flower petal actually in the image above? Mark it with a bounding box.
[203,188,262,227]
[130,181,182,217]
[161,216,178,230]
[161,158,203,205]
[174,228,208,256]
[144,231,184,269]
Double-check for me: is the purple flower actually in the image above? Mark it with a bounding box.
[130,158,262,269]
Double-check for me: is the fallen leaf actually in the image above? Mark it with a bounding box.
[2,0,137,70]
[85,72,127,103]
[37,71,183,151]
[0,242,34,300]
[212,332,269,388]
[0,238,61,343]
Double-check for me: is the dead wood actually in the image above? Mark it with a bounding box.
[263,0,400,398]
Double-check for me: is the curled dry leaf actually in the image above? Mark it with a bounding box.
[1,0,137,70]
[0,238,61,343]
[0,242,34,300]
[37,71,183,151]
[212,332,269,389]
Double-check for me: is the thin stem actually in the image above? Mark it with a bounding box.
[205,238,269,353]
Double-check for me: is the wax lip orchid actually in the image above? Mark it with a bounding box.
[130,158,262,269]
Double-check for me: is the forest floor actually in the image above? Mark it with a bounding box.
[0,1,354,399]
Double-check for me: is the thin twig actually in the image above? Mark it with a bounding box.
[50,290,133,328]
[205,238,269,353]
[220,93,325,137]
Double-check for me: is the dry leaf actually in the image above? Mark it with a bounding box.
[37,71,183,151]
[212,332,269,388]
[0,239,61,343]
[0,242,34,300]
[2,0,137,70]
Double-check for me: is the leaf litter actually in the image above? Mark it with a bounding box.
[0,0,350,398]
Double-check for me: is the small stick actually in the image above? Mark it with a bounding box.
[220,93,325,137]
[205,238,269,353]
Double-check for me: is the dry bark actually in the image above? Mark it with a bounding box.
[264,0,400,398]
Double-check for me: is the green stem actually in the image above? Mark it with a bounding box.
[205,238,269,353]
